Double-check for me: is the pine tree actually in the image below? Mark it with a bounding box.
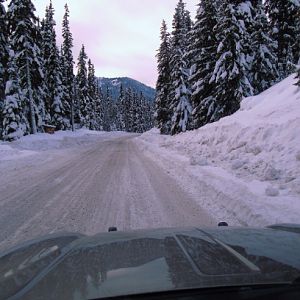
[0,0,9,138]
[2,51,29,141]
[42,1,68,129]
[110,92,119,131]
[155,20,172,134]
[139,92,154,133]
[188,0,219,129]
[61,4,74,129]
[116,84,125,131]
[51,47,69,130]
[95,82,104,130]
[102,86,111,131]
[34,16,49,128]
[210,0,253,122]
[8,0,46,134]
[184,9,193,32]
[124,87,133,132]
[296,6,300,66]
[182,8,194,70]
[0,0,7,98]
[170,0,192,135]
[87,59,98,130]
[131,90,139,133]
[296,41,300,86]
[144,98,154,131]
[40,3,53,119]
[76,44,89,128]
[237,1,256,60]
[265,0,300,78]
[137,92,146,133]
[251,0,279,94]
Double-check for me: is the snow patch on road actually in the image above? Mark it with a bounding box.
[136,74,300,226]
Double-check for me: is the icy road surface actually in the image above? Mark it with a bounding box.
[0,134,214,252]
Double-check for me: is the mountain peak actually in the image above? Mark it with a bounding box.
[97,77,156,102]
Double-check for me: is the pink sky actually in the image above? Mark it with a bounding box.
[32,0,198,87]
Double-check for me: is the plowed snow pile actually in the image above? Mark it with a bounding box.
[138,74,300,226]
[0,130,126,161]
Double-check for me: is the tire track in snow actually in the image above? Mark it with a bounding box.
[0,135,214,252]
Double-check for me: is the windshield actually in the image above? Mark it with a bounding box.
[0,0,299,299]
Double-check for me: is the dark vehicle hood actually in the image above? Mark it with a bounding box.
[1,226,300,300]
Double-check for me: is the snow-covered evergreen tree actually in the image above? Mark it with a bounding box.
[184,9,193,32]
[0,0,7,99]
[296,6,300,65]
[87,59,98,130]
[155,20,172,134]
[265,0,300,78]
[96,83,104,130]
[188,0,219,129]
[140,92,154,132]
[237,1,256,62]
[251,0,279,94]
[210,0,253,122]
[35,17,49,129]
[182,7,194,72]
[42,1,68,129]
[296,46,300,86]
[148,102,154,130]
[136,92,144,133]
[102,86,111,131]
[116,84,125,131]
[61,3,74,129]
[41,3,53,118]
[170,0,192,135]
[51,47,69,130]
[109,94,118,131]
[0,0,9,138]
[124,87,133,132]
[131,90,139,133]
[8,0,46,134]
[76,44,89,128]
[2,51,29,141]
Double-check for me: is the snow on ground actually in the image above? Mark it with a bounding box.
[0,129,130,179]
[137,74,300,226]
[0,75,299,231]
[0,129,127,161]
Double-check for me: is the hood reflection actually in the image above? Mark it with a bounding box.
[2,227,299,300]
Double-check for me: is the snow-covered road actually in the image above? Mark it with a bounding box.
[2,75,299,253]
[0,134,214,252]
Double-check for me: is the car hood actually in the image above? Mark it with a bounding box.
[1,226,300,300]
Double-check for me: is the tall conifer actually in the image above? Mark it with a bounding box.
[8,0,46,134]
[155,20,172,134]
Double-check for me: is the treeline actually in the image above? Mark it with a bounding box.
[0,0,153,141]
[74,45,153,133]
[155,0,300,135]
[99,84,154,133]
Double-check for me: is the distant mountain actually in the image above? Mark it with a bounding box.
[97,77,156,102]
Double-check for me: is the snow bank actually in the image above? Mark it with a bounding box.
[0,129,127,161]
[137,74,300,226]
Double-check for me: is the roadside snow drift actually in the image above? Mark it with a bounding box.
[137,74,300,226]
[0,129,125,161]
[0,130,129,180]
